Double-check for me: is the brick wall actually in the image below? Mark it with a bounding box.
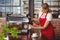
[51,19,60,40]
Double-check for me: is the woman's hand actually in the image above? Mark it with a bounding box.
[28,24,34,29]
[30,24,40,30]
[29,24,44,30]
[30,25,34,29]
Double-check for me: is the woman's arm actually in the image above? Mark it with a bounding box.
[40,21,50,29]
[31,21,50,30]
[31,13,52,30]
[31,18,40,25]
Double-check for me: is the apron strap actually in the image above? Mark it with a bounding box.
[45,12,48,18]
[40,12,48,18]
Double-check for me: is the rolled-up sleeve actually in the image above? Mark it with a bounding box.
[39,12,42,18]
[46,13,52,21]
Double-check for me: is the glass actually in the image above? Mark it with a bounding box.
[5,7,11,12]
[0,0,11,5]
[0,7,6,12]
[0,7,6,17]
[0,0,29,17]
[13,0,20,5]
[5,0,11,5]
[0,0,5,5]
[13,7,20,14]
[0,0,20,6]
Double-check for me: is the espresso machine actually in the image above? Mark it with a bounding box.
[7,14,30,34]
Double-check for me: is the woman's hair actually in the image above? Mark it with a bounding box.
[41,3,51,12]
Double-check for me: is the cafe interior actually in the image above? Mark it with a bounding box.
[0,0,60,40]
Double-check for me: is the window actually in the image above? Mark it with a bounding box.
[0,7,6,17]
[34,0,42,18]
[0,0,29,17]
[13,7,20,14]
[13,0,20,6]
[5,0,11,5]
[0,0,5,5]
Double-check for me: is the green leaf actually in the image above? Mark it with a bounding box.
[10,27,18,38]
[0,34,5,40]
[3,27,9,35]
[0,25,18,40]
[8,21,12,25]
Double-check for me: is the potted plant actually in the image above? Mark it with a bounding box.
[0,25,18,40]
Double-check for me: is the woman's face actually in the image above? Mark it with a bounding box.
[41,7,48,13]
[41,8,46,13]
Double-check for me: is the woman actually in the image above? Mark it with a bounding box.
[30,3,54,40]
